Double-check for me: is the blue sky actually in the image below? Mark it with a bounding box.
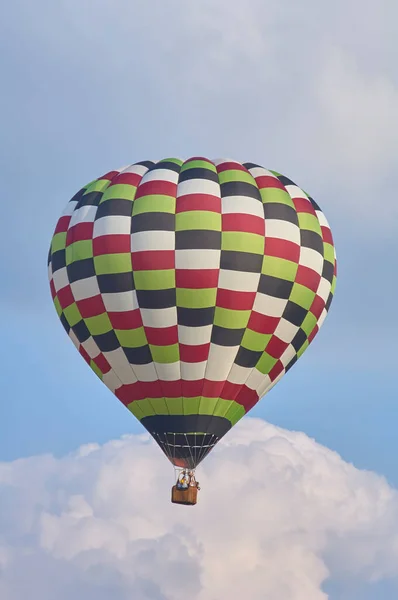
[1,1,398,598]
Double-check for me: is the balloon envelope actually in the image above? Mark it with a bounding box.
[48,158,336,469]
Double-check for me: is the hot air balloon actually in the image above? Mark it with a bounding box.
[48,157,336,505]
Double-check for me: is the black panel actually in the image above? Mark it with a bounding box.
[258,274,293,299]
[282,301,307,327]
[72,319,91,343]
[177,307,215,327]
[235,347,263,368]
[97,272,134,294]
[51,249,66,272]
[263,202,299,225]
[220,181,261,201]
[136,288,176,309]
[211,326,246,346]
[93,330,120,352]
[220,250,263,273]
[276,175,297,187]
[322,260,334,283]
[150,161,181,173]
[300,230,324,255]
[67,258,96,283]
[142,414,232,437]
[131,212,175,232]
[96,198,133,218]
[176,230,221,250]
[76,191,103,209]
[291,328,307,352]
[178,167,219,183]
[123,345,153,365]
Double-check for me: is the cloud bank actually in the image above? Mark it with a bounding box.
[1,418,397,599]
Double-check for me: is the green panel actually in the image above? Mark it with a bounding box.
[331,275,337,295]
[66,240,93,265]
[115,327,147,348]
[259,187,294,208]
[181,397,201,415]
[63,303,82,327]
[150,344,179,364]
[195,397,218,414]
[289,283,316,310]
[94,253,132,275]
[148,397,170,414]
[163,397,185,415]
[132,195,176,215]
[51,232,67,253]
[53,297,62,317]
[298,212,322,234]
[262,256,298,281]
[324,243,335,264]
[176,288,217,308]
[256,351,278,375]
[129,399,155,418]
[297,339,309,358]
[159,158,183,166]
[218,169,256,186]
[223,402,246,425]
[214,307,251,329]
[301,312,317,336]
[210,398,242,419]
[176,210,221,231]
[84,179,111,193]
[180,160,217,172]
[90,360,103,380]
[134,269,175,290]
[85,313,112,336]
[101,184,137,201]
[128,401,146,419]
[221,231,264,254]
[241,329,272,352]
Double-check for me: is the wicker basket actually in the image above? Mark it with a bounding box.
[171,485,198,505]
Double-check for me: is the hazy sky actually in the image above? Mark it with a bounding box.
[1,1,397,598]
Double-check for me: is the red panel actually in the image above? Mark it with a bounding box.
[264,238,300,263]
[254,176,285,190]
[321,226,334,244]
[216,289,256,310]
[266,336,289,359]
[235,385,259,411]
[111,172,142,187]
[131,250,175,271]
[135,180,177,198]
[292,197,316,215]
[309,295,325,319]
[176,269,219,289]
[93,234,131,256]
[216,161,248,173]
[146,325,178,346]
[54,215,71,235]
[296,265,321,293]
[176,194,221,213]
[76,295,106,318]
[222,213,265,235]
[247,311,280,335]
[109,309,142,330]
[180,343,210,363]
[57,285,75,310]
[93,353,112,374]
[66,222,94,245]
[269,359,284,381]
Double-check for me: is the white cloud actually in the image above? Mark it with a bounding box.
[1,419,398,599]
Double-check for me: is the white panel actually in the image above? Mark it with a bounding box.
[175,249,220,270]
[205,344,239,381]
[102,290,138,312]
[53,267,69,292]
[253,293,288,318]
[218,270,260,292]
[299,247,324,274]
[264,219,301,244]
[69,205,97,228]
[131,230,175,251]
[154,362,180,381]
[178,325,212,345]
[140,307,177,328]
[221,196,264,217]
[142,168,179,184]
[177,179,220,198]
[93,215,131,237]
[226,364,252,385]
[273,319,300,344]
[70,276,100,301]
[180,361,207,381]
